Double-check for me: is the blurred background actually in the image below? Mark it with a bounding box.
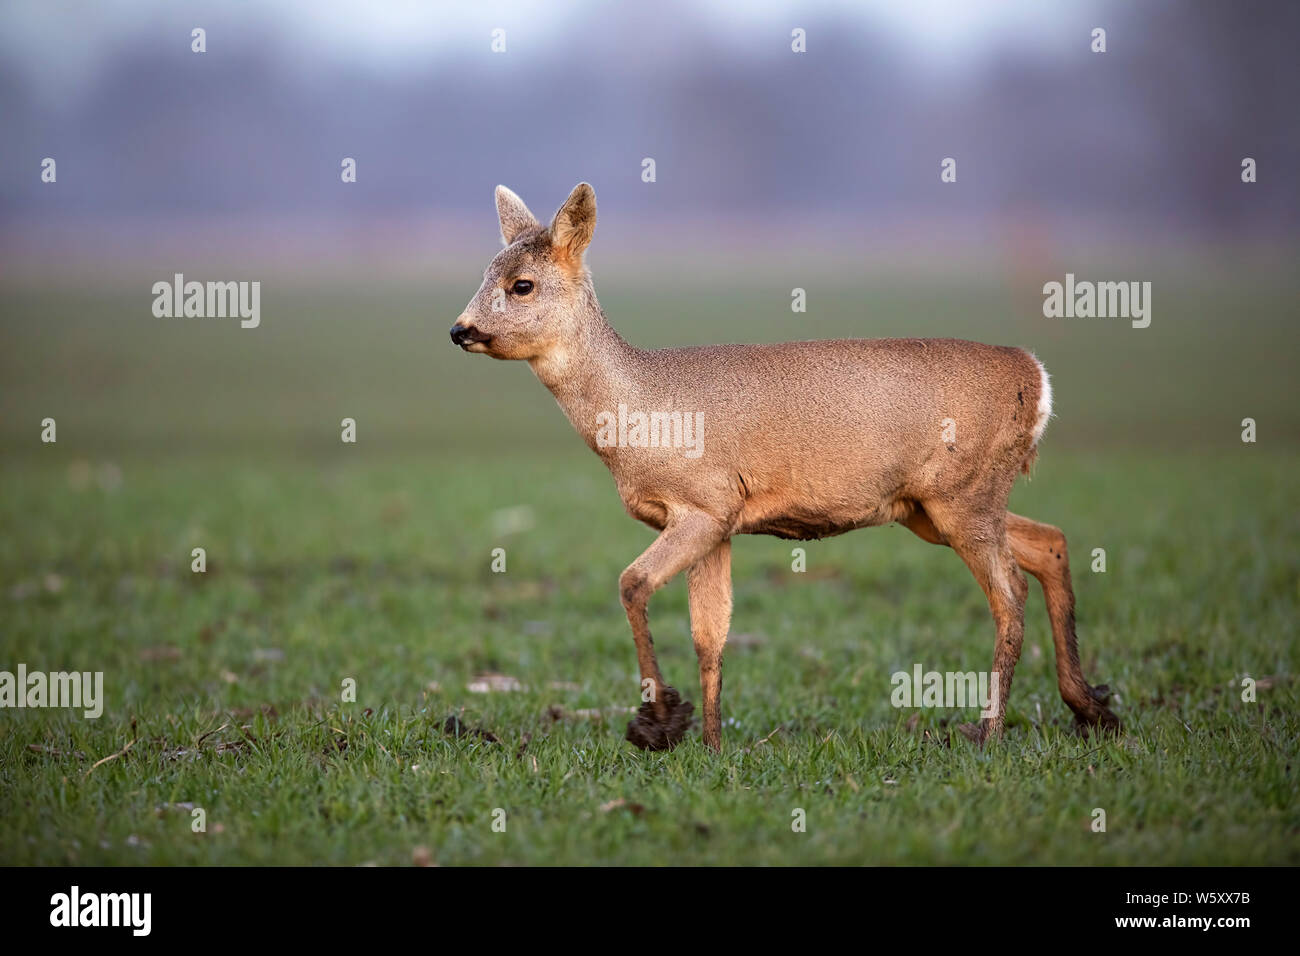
[4,0,1298,236]
[1,0,1296,459]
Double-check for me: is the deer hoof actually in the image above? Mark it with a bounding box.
[957,721,985,745]
[1073,686,1122,735]
[625,686,694,751]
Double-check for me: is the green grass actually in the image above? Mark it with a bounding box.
[1,267,1297,865]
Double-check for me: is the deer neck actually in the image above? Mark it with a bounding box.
[527,285,642,447]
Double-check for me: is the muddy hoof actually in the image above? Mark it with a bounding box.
[1073,684,1122,735]
[625,686,694,751]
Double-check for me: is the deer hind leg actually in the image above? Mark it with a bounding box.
[1006,512,1120,734]
[902,504,1027,744]
[621,510,727,751]
[687,539,733,752]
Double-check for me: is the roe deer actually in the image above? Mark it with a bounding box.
[450,182,1120,751]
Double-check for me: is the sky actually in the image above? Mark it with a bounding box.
[4,0,1293,260]
[0,0,1084,101]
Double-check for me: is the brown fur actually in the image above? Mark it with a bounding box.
[452,183,1119,751]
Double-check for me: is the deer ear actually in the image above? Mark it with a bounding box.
[495,185,539,246]
[549,182,596,265]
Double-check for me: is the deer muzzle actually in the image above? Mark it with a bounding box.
[450,323,492,349]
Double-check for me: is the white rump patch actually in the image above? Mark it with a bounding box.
[1030,354,1052,444]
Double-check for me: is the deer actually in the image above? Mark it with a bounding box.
[450,182,1120,752]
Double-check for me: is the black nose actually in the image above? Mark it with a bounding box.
[450,323,491,348]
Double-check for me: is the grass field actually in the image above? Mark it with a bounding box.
[1,263,1297,865]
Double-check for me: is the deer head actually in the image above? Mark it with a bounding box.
[450,182,598,362]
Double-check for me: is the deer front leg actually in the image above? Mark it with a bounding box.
[688,539,733,751]
[621,510,727,751]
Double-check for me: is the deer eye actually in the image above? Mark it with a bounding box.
[511,279,534,295]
